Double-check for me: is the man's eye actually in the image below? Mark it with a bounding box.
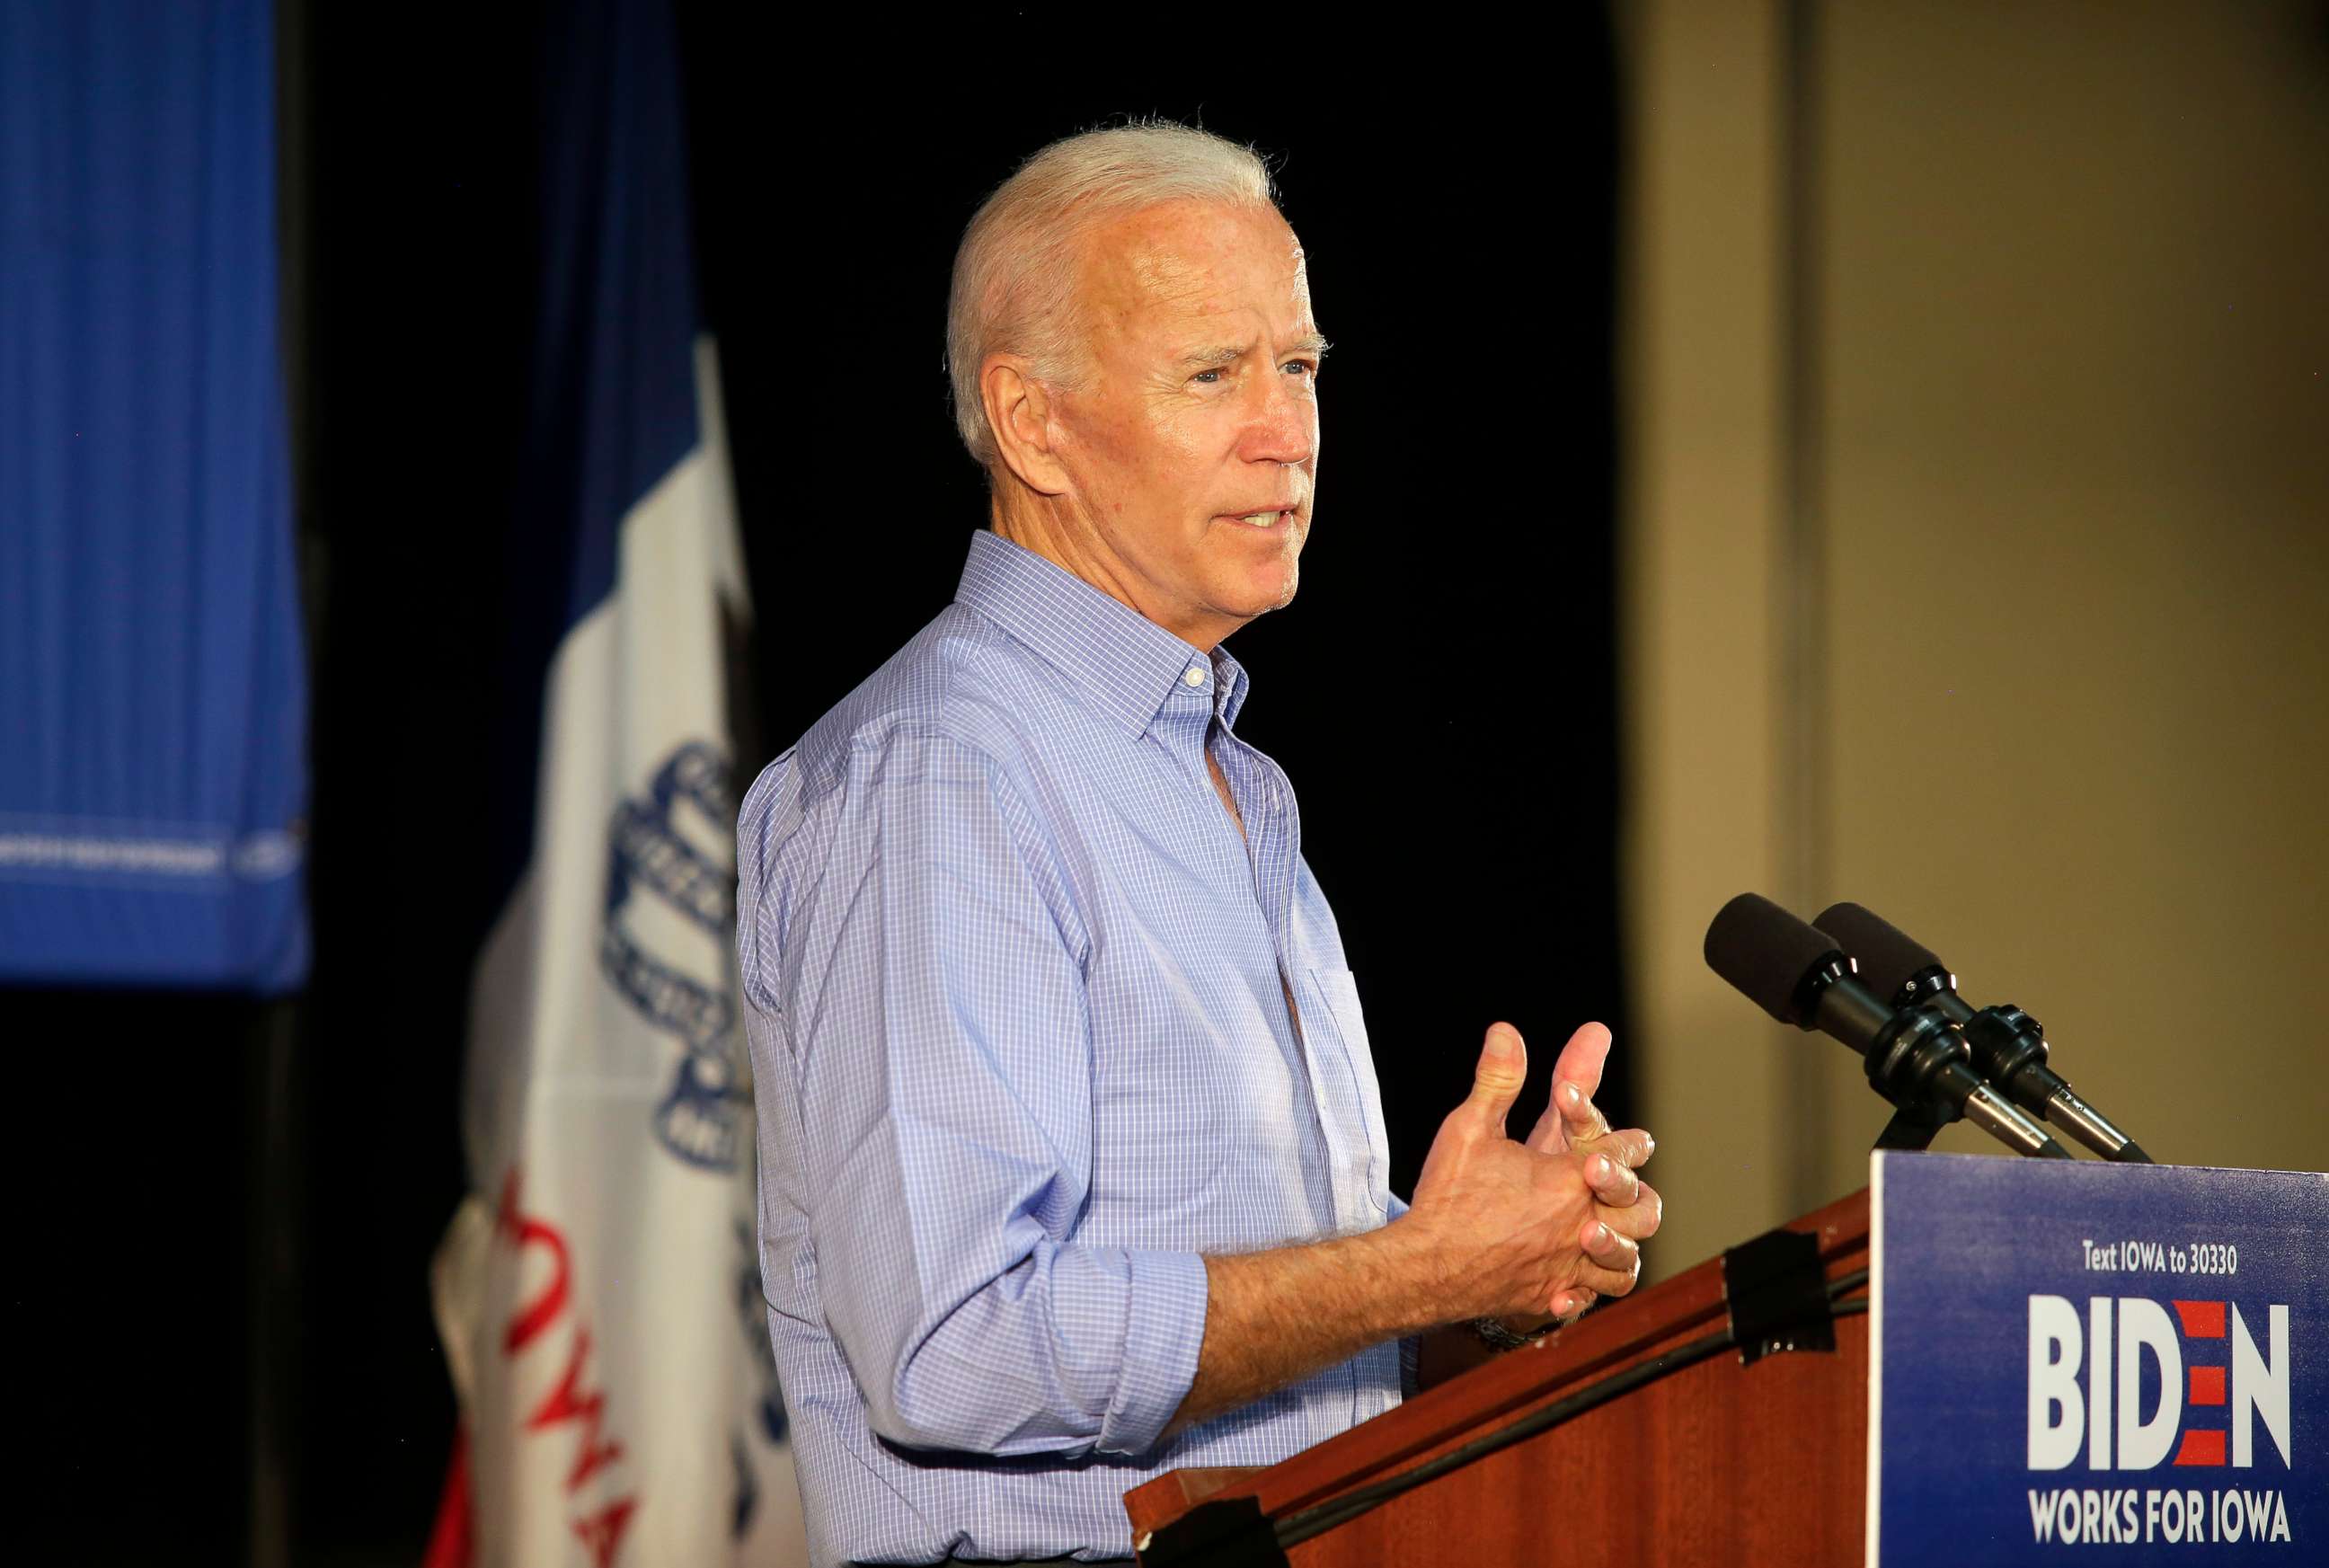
[1192,361,1316,385]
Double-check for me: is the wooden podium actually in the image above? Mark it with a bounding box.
[1125,1190,1873,1565]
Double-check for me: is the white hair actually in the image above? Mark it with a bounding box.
[944,120,1279,469]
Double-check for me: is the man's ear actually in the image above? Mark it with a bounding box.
[983,355,1072,497]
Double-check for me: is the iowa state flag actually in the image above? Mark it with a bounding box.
[427,1,801,1563]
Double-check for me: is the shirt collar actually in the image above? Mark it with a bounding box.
[954,530,1252,737]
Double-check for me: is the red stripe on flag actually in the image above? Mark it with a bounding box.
[422,1422,474,1568]
[2190,1365,2227,1405]
[2173,1299,2226,1338]
[2174,1430,2227,1466]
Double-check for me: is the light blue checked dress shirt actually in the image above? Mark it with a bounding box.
[738,530,1406,1565]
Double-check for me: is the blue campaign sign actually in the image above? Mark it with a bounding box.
[0,0,307,991]
[1870,1153,2328,1564]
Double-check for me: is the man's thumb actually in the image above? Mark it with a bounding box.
[1466,1022,1528,1131]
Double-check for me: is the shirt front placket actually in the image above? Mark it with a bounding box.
[1186,670,1377,1241]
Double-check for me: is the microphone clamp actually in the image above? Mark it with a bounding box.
[1798,951,2069,1159]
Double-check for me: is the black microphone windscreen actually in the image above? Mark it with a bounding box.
[1814,902,1947,1000]
[1704,892,1840,1026]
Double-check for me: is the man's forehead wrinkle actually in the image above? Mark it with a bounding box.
[1082,230,1210,327]
[1120,243,1244,324]
[1071,199,1320,373]
[1123,243,1191,294]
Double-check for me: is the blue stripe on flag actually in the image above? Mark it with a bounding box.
[484,0,708,912]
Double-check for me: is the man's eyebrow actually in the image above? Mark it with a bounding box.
[1171,333,1333,369]
[1172,344,1247,370]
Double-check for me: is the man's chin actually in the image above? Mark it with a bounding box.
[1193,536,1302,627]
[1226,563,1299,622]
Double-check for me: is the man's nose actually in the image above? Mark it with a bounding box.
[1238,373,1317,467]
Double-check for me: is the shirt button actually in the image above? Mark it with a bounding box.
[1182,665,1206,687]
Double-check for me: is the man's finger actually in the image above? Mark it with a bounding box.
[1554,1079,1614,1146]
[1573,1259,1642,1298]
[1575,1125,1655,1171]
[1575,1219,1643,1296]
[1547,1288,1598,1319]
[1546,1020,1612,1112]
[1581,1149,1641,1209]
[1598,1179,1664,1242]
[1526,1023,1615,1154]
[1522,1085,1584,1154]
[1463,1022,1528,1133]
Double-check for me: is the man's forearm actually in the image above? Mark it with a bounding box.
[1156,1019,1661,1443]
[1162,1220,1448,1440]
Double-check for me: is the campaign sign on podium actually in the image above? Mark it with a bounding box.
[1869,1152,2327,1564]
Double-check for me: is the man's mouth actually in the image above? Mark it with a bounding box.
[1224,509,1294,528]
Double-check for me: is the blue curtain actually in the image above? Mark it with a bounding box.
[0,0,309,991]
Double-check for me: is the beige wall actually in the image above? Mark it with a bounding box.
[1622,0,2329,1280]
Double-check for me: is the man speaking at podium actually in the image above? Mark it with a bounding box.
[736,122,1663,1566]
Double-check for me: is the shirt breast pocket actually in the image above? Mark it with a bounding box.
[1307,965,1392,1219]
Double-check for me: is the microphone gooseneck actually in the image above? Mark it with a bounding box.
[1705,893,2071,1159]
[1813,902,2152,1164]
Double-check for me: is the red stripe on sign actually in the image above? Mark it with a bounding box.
[2174,1430,2227,1467]
[2190,1365,2227,1405]
[2173,1299,2226,1338]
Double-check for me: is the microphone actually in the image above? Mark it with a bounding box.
[1812,902,2153,1165]
[1704,892,2071,1159]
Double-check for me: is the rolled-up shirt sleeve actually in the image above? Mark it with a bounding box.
[771,723,1209,1459]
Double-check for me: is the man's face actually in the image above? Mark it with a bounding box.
[1043,199,1324,649]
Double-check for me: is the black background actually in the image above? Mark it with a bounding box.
[10,8,1621,1564]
